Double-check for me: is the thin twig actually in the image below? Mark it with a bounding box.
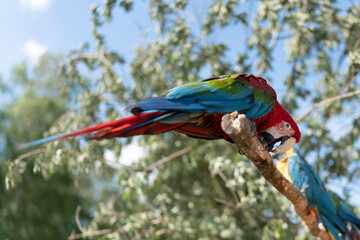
[15,149,52,162]
[213,197,236,208]
[144,146,192,172]
[131,20,150,44]
[68,217,163,240]
[296,89,360,122]
[213,196,299,225]
[51,102,82,129]
[75,206,85,233]
[68,228,113,240]
[115,146,192,172]
[70,50,119,79]
[155,229,167,236]
[343,67,359,93]
[269,22,282,49]
[217,169,240,205]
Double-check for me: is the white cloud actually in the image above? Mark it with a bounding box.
[23,39,48,63]
[19,0,52,11]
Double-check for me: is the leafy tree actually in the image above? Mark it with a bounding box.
[0,54,92,240]
[5,0,360,239]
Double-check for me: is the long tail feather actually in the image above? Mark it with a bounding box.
[19,111,171,149]
[89,112,187,139]
[340,213,360,228]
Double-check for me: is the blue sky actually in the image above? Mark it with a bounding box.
[0,0,152,80]
[0,0,89,78]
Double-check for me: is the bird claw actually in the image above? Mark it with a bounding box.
[238,149,245,155]
[249,121,257,136]
[257,135,268,148]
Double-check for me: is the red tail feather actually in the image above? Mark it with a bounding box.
[90,120,186,139]
[20,111,185,148]
[60,111,167,140]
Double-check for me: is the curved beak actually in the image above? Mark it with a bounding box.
[271,136,296,153]
[260,132,296,154]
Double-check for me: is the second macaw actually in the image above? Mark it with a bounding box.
[20,73,301,153]
[276,149,350,240]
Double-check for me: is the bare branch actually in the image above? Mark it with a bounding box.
[69,49,120,80]
[75,206,85,233]
[116,146,193,172]
[68,228,113,240]
[221,112,330,240]
[51,102,82,129]
[296,89,360,122]
[217,169,240,205]
[213,197,236,208]
[213,197,299,226]
[155,229,167,236]
[15,149,52,162]
[143,146,192,172]
[68,217,163,240]
[269,22,282,49]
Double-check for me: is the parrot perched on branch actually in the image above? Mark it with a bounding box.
[276,149,351,240]
[21,73,300,153]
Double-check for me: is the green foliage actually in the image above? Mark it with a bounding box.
[0,165,91,240]
[0,54,93,239]
[3,0,360,239]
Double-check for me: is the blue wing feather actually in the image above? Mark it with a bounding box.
[135,74,276,117]
[137,97,254,113]
[167,80,254,100]
[252,104,273,119]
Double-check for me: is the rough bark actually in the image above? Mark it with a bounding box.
[221,112,330,240]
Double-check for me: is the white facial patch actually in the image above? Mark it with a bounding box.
[262,126,283,139]
[275,121,295,136]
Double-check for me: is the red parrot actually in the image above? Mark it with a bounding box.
[21,73,301,153]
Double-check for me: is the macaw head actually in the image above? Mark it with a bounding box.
[260,103,301,153]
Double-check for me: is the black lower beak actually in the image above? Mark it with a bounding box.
[260,132,275,151]
[260,132,291,152]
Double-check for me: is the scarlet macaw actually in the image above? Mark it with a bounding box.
[330,191,360,239]
[21,73,301,153]
[276,149,350,240]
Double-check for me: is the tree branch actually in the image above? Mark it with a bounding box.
[143,146,192,172]
[221,112,330,240]
[67,217,163,240]
[75,206,85,233]
[69,48,120,80]
[296,89,360,122]
[68,228,113,240]
[217,169,240,205]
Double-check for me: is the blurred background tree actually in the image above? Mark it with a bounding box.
[2,0,360,239]
[0,54,93,239]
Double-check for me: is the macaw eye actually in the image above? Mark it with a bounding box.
[285,122,291,129]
